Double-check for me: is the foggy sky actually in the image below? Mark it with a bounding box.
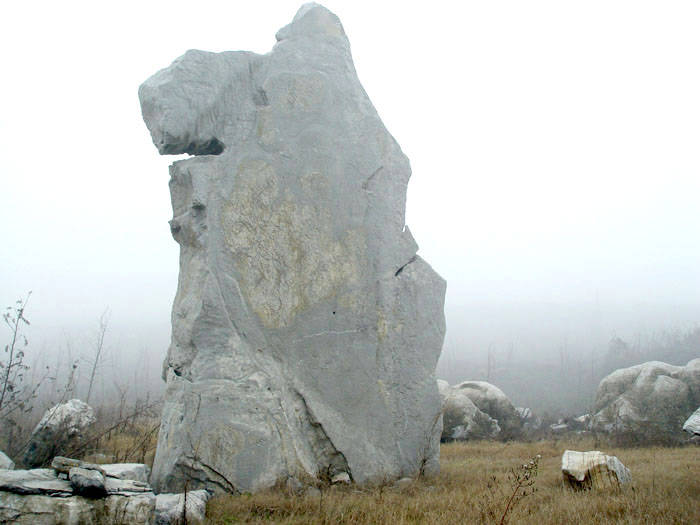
[2,1,699,386]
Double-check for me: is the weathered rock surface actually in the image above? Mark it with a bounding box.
[561,450,631,489]
[155,490,211,525]
[0,467,156,524]
[683,407,700,436]
[51,457,104,476]
[0,451,13,470]
[24,400,95,468]
[0,492,156,525]
[442,381,521,439]
[592,359,700,438]
[101,463,151,484]
[139,3,446,494]
[438,380,500,441]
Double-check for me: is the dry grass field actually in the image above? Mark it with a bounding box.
[206,438,700,524]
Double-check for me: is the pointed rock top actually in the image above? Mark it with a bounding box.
[276,3,346,42]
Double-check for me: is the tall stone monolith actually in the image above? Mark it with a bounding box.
[139,3,446,494]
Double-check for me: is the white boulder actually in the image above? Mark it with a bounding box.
[438,380,501,441]
[451,381,522,438]
[561,450,631,489]
[23,400,95,468]
[592,359,700,438]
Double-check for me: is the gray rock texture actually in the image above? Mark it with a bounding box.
[592,359,700,439]
[561,450,631,490]
[0,451,13,470]
[24,400,95,468]
[154,490,210,525]
[139,3,446,494]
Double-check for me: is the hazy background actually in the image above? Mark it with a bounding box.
[1,1,699,413]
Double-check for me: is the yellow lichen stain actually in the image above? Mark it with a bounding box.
[376,311,388,342]
[221,159,363,329]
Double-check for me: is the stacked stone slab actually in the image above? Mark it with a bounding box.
[139,3,446,494]
[0,457,208,524]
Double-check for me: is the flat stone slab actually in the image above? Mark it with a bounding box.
[101,463,151,483]
[0,469,72,497]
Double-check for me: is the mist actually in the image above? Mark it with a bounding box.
[2,0,699,416]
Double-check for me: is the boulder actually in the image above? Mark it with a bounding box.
[0,450,14,470]
[154,490,210,525]
[592,359,700,440]
[561,450,631,490]
[683,407,700,436]
[23,400,95,468]
[451,381,522,438]
[139,3,446,494]
[439,382,500,441]
[69,467,106,498]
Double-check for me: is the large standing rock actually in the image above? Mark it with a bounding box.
[438,380,500,441]
[23,400,95,468]
[592,359,700,440]
[139,3,446,494]
[561,450,631,490]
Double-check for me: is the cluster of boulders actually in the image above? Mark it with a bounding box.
[438,380,523,441]
[592,358,700,441]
